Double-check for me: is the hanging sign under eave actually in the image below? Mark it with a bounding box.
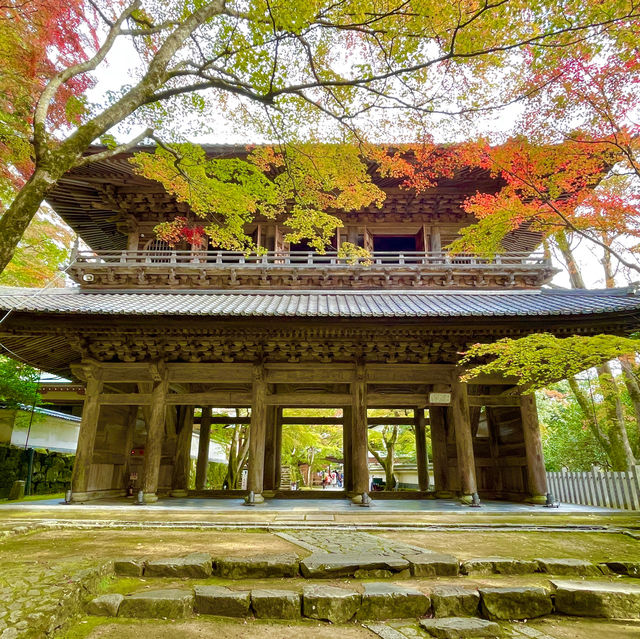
[429,392,452,405]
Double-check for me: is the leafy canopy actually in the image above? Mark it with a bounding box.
[460,333,640,391]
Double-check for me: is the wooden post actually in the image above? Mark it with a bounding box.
[195,406,212,490]
[520,393,548,503]
[247,363,267,502]
[414,407,430,491]
[141,368,168,503]
[263,406,279,491]
[429,406,450,496]
[451,379,478,502]
[351,363,370,501]
[342,406,353,492]
[171,405,194,496]
[70,366,103,501]
[274,407,283,489]
[123,405,138,491]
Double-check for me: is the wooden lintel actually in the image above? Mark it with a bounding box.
[469,395,522,407]
[265,393,352,407]
[367,393,428,407]
[467,373,520,386]
[265,364,355,384]
[366,364,454,384]
[167,363,253,383]
[166,392,252,406]
[193,415,251,425]
[99,393,153,405]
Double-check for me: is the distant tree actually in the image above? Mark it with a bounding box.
[0,357,40,408]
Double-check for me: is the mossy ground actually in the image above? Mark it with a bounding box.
[62,616,379,638]
[381,530,640,562]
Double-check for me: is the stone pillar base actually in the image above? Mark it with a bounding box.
[142,492,158,504]
[459,493,474,505]
[170,489,188,498]
[244,493,265,505]
[262,490,277,499]
[525,494,547,505]
[350,492,372,505]
[70,492,91,503]
[434,490,456,499]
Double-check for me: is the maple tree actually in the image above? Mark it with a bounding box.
[1,0,639,271]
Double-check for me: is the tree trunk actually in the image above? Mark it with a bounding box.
[554,231,586,289]
[0,168,62,272]
[568,376,613,459]
[597,363,636,470]
[620,356,640,455]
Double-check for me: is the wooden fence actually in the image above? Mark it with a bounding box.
[546,466,640,510]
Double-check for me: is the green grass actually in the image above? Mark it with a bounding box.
[0,492,64,503]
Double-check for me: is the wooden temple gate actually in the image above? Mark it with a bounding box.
[69,360,547,505]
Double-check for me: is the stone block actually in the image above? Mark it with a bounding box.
[214,553,299,578]
[479,587,552,621]
[357,582,430,620]
[420,617,504,638]
[461,558,538,576]
[535,558,601,576]
[431,586,480,617]
[251,589,301,619]
[405,553,459,577]
[86,594,124,617]
[604,561,640,578]
[194,585,250,617]
[113,558,145,577]
[302,584,361,623]
[118,589,193,618]
[552,579,640,619]
[354,568,411,579]
[144,553,212,578]
[300,552,409,578]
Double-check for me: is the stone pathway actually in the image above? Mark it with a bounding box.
[276,530,426,555]
[0,559,109,638]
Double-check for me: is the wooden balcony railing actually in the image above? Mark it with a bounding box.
[69,249,556,290]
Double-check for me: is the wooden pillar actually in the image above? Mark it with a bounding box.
[486,407,504,494]
[429,406,450,495]
[70,369,103,501]
[171,405,194,496]
[263,406,279,491]
[351,363,370,501]
[342,406,353,492]
[451,379,478,502]
[521,393,548,502]
[195,406,212,490]
[414,407,430,492]
[247,363,267,502]
[274,407,283,489]
[141,368,168,503]
[123,405,138,491]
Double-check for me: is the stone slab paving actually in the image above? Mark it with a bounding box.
[277,529,427,555]
[551,579,640,619]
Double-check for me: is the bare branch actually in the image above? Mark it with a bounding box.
[75,127,153,166]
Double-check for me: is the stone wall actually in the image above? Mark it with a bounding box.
[0,444,74,498]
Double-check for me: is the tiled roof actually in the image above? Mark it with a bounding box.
[1,287,640,318]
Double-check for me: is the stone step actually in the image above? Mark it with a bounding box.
[88,579,638,623]
[551,579,640,619]
[112,552,622,580]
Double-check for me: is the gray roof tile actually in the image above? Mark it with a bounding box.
[1,287,640,319]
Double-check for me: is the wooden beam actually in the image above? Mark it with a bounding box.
[166,392,252,405]
[368,393,428,407]
[265,393,352,406]
[100,393,152,405]
[167,363,253,383]
[365,364,454,384]
[468,395,522,407]
[265,364,355,384]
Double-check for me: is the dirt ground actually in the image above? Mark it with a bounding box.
[0,529,301,563]
[71,618,378,639]
[381,530,640,562]
[525,617,640,639]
